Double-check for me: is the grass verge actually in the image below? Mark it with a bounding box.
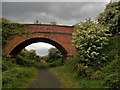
[2,67,39,88]
[50,65,103,88]
[2,55,40,88]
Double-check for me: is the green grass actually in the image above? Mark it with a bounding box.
[50,65,103,88]
[50,66,80,88]
[2,55,39,88]
[2,67,38,88]
[79,79,103,88]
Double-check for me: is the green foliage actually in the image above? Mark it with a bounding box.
[93,36,120,88]
[92,70,103,80]
[50,62,103,88]
[97,1,120,35]
[101,36,120,75]
[103,73,120,88]
[48,48,63,62]
[46,48,63,67]
[0,17,11,23]
[65,55,81,72]
[2,49,39,88]
[101,55,120,88]
[72,19,120,87]
[72,20,110,69]
[16,49,40,67]
[49,58,63,67]
[75,63,93,79]
[2,67,37,88]
[2,18,29,45]
[2,56,18,71]
[20,49,37,60]
[16,54,39,68]
[42,55,48,62]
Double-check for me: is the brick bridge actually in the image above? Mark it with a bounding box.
[4,24,75,60]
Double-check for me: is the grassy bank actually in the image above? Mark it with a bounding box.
[50,66,80,88]
[2,55,40,88]
[50,36,120,88]
[50,64,103,88]
[2,67,38,88]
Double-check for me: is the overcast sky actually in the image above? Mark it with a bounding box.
[25,42,55,56]
[1,1,111,56]
[2,0,111,2]
[2,2,109,25]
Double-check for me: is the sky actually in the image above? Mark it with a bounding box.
[1,0,111,2]
[1,0,111,56]
[25,42,55,56]
[2,2,109,25]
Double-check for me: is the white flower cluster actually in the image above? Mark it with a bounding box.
[72,20,110,60]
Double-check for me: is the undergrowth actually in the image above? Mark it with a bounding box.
[2,54,39,88]
[50,36,120,88]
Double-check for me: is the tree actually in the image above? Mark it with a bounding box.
[97,1,120,35]
[34,19,41,24]
[42,55,48,62]
[48,48,63,62]
[0,17,11,24]
[21,49,37,60]
[72,20,110,69]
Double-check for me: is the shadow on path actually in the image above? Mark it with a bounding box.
[28,64,61,88]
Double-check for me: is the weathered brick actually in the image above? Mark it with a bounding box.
[3,24,75,60]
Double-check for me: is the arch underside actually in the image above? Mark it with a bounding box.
[9,38,68,57]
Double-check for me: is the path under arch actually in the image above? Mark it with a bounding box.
[28,64,61,88]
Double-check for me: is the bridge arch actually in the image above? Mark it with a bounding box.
[9,37,68,58]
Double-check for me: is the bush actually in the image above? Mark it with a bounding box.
[16,54,39,68]
[103,73,120,88]
[75,63,93,79]
[2,56,18,71]
[72,20,110,70]
[49,59,63,67]
[65,54,82,72]
[92,70,103,80]
[2,68,25,86]
[2,52,39,88]
[102,56,119,76]
[97,1,120,35]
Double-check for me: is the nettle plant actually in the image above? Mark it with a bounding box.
[72,20,111,69]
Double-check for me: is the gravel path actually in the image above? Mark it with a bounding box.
[28,64,61,88]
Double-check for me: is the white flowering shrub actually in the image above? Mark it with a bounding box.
[72,20,110,69]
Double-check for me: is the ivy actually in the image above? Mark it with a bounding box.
[2,23,29,46]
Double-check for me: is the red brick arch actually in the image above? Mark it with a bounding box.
[3,24,75,60]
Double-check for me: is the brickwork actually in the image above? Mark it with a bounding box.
[3,24,75,59]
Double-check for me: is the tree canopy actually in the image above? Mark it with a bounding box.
[48,48,63,62]
[97,1,120,35]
